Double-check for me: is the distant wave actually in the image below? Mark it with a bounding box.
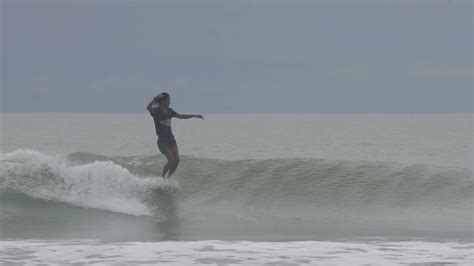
[1,149,473,239]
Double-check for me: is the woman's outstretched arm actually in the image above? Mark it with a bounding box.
[175,113,204,119]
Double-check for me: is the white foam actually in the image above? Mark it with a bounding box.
[0,149,179,216]
[0,239,472,265]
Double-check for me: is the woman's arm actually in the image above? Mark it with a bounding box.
[146,98,156,115]
[175,113,204,119]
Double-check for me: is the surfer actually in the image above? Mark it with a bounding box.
[147,93,204,178]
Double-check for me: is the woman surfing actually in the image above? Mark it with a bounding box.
[147,93,203,178]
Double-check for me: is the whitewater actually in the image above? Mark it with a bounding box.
[1,113,473,265]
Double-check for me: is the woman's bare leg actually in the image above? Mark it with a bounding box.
[162,148,175,178]
[167,146,180,177]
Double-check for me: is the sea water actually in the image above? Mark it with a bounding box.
[1,113,472,265]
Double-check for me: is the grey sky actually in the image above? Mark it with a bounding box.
[1,0,472,113]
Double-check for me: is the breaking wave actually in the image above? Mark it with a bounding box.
[1,149,472,240]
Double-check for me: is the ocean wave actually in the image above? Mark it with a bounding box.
[67,150,474,209]
[2,149,473,211]
[0,149,178,216]
[1,149,472,239]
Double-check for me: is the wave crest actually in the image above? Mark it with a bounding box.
[0,149,178,216]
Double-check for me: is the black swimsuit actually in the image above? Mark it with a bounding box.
[152,108,178,153]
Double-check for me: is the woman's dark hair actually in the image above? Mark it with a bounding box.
[156,92,170,103]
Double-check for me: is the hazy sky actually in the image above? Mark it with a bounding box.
[1,0,472,113]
